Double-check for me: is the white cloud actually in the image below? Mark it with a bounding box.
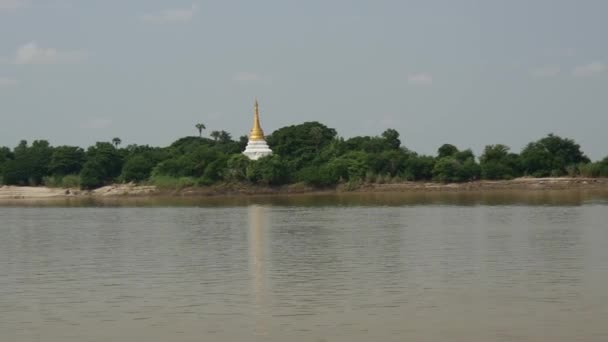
[0,0,28,10]
[13,42,87,65]
[80,118,113,130]
[141,4,198,24]
[233,72,260,82]
[573,62,607,77]
[531,65,560,78]
[0,77,18,87]
[408,73,433,86]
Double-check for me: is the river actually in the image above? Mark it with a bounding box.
[1,191,608,341]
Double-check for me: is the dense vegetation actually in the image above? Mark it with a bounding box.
[1,122,607,190]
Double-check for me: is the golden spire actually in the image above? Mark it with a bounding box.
[249,98,265,141]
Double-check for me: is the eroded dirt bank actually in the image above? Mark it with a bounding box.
[2,178,608,201]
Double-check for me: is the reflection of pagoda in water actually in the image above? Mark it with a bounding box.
[249,205,269,336]
[242,100,273,160]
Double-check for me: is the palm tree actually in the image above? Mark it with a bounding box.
[195,123,206,137]
[112,137,121,148]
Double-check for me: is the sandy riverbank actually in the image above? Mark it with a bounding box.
[0,184,157,200]
[359,177,608,192]
[2,178,608,201]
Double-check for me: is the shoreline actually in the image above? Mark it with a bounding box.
[2,178,608,200]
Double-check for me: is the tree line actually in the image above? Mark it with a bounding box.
[1,122,607,190]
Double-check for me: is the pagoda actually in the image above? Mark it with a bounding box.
[242,100,273,160]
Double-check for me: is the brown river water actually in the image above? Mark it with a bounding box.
[1,191,608,341]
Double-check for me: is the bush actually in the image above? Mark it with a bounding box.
[224,154,250,182]
[433,157,461,182]
[80,160,105,190]
[600,157,608,177]
[153,146,220,178]
[297,165,340,187]
[43,176,61,187]
[480,144,521,180]
[246,155,289,185]
[364,171,377,183]
[433,157,480,183]
[121,155,155,182]
[344,179,363,191]
[402,154,435,181]
[342,151,369,180]
[202,157,229,183]
[578,163,601,178]
[43,174,81,188]
[61,174,81,188]
[566,165,578,177]
[481,161,513,180]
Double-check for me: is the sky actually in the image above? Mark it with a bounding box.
[0,0,607,159]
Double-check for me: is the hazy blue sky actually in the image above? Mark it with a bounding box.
[1,0,607,159]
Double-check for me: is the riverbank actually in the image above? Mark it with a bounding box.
[2,178,608,200]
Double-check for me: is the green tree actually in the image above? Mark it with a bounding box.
[297,164,341,186]
[225,154,250,182]
[27,140,53,185]
[238,135,249,150]
[437,144,459,158]
[344,136,391,154]
[343,151,369,180]
[2,140,53,185]
[80,159,106,189]
[433,148,480,183]
[246,155,289,185]
[169,136,215,154]
[454,149,475,163]
[218,131,232,144]
[153,145,220,178]
[2,141,28,185]
[0,147,12,184]
[432,157,460,182]
[317,151,370,181]
[461,158,481,181]
[121,155,155,182]
[381,129,401,149]
[210,131,220,141]
[521,134,589,177]
[0,147,11,164]
[368,149,407,176]
[266,122,337,165]
[195,123,206,137]
[599,157,608,177]
[432,144,480,182]
[48,146,85,176]
[479,144,522,180]
[201,155,229,184]
[309,126,324,152]
[79,142,123,188]
[402,154,435,181]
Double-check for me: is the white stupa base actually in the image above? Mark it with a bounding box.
[243,140,273,160]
